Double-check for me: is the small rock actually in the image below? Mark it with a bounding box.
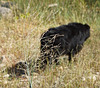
[0,7,13,19]
[3,74,9,78]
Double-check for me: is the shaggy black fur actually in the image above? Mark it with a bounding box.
[40,22,90,66]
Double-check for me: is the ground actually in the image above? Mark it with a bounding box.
[0,0,100,88]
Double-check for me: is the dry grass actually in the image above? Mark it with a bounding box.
[0,0,100,88]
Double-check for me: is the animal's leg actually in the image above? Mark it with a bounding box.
[68,53,72,62]
[54,59,59,65]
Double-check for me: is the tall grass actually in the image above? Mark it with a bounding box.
[0,0,100,88]
[12,0,99,26]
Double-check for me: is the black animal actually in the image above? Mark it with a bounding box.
[6,22,90,76]
[7,61,27,76]
[40,22,90,66]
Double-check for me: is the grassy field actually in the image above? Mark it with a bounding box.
[0,0,100,88]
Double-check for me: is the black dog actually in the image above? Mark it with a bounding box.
[40,22,90,66]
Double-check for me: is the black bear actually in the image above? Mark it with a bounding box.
[40,22,90,66]
[6,22,90,76]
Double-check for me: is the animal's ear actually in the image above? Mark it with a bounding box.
[40,28,56,38]
[84,24,90,29]
[48,28,56,33]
